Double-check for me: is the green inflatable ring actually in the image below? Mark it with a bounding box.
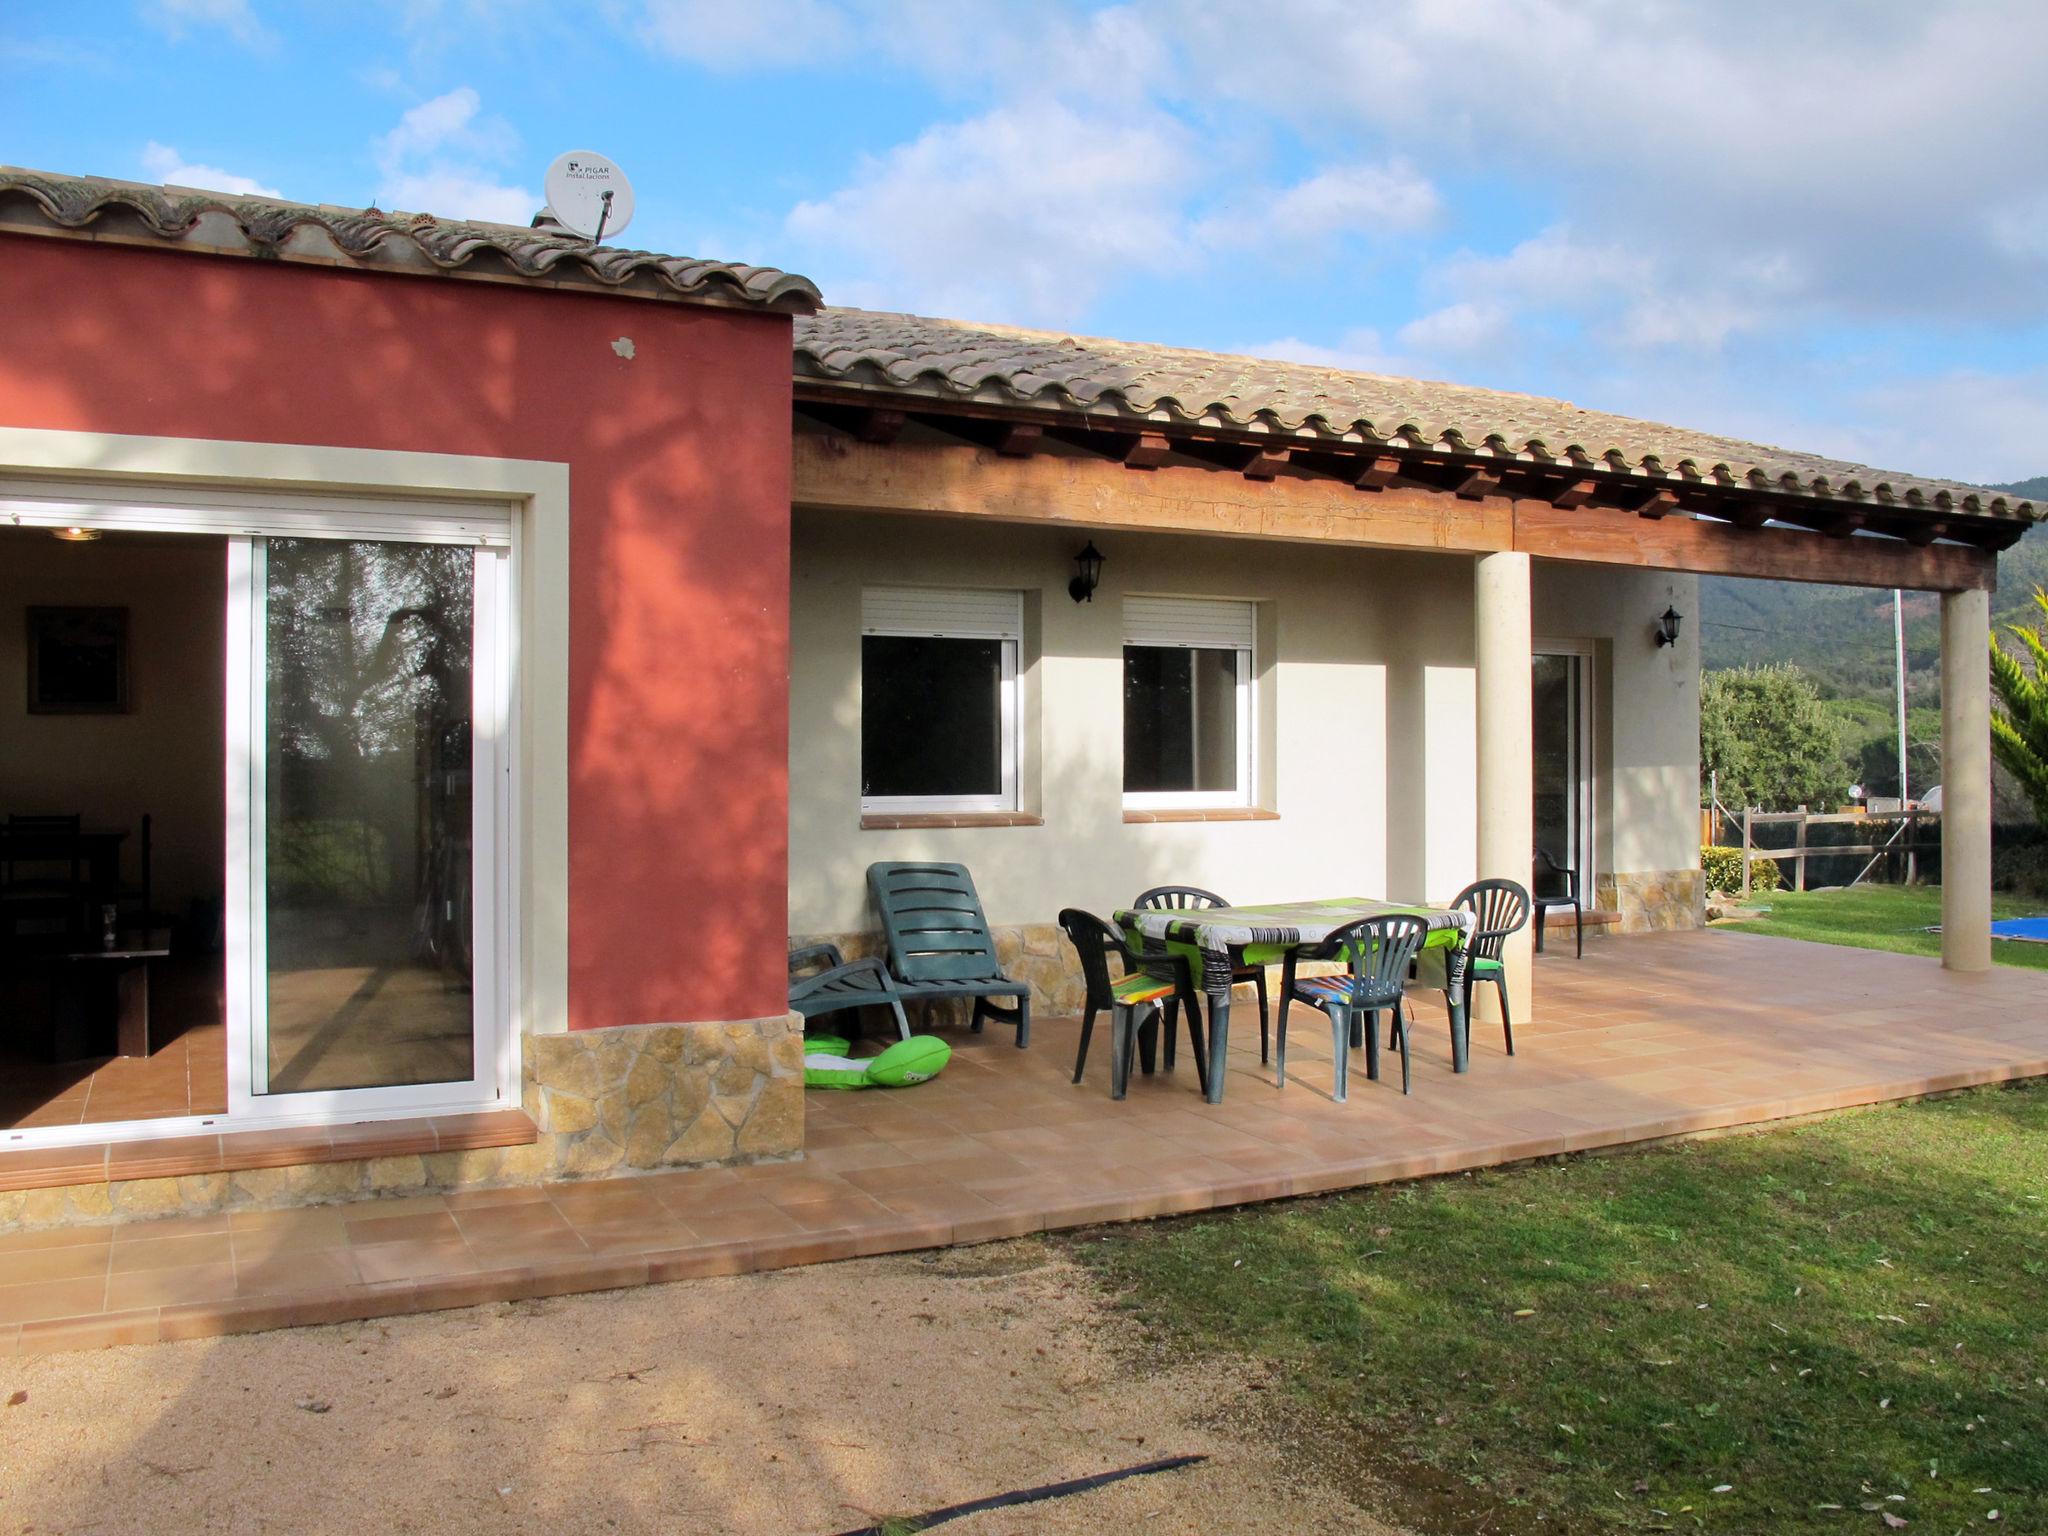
[803,1033,952,1090]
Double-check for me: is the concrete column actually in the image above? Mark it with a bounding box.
[1940,587,1993,972]
[1475,552,1535,1019]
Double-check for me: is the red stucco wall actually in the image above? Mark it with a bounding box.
[0,237,793,1030]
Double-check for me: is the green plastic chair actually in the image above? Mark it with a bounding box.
[788,943,911,1043]
[866,862,1032,1047]
[1277,914,1430,1098]
[1058,909,1201,1099]
[1451,878,1532,1055]
[1132,885,1271,1066]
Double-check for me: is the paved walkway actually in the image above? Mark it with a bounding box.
[2,931,2043,1355]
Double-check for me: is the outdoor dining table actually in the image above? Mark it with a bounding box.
[1115,896,1476,1104]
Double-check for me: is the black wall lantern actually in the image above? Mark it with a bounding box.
[1069,541,1105,603]
[1655,606,1683,647]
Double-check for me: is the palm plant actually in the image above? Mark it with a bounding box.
[1990,587,2048,828]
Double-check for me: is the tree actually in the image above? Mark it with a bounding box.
[1990,586,2048,829]
[1700,664,1852,812]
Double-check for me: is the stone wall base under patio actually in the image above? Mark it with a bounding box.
[0,1013,805,1234]
[528,1014,805,1176]
[1596,869,1706,934]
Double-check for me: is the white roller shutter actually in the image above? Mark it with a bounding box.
[1123,596,1255,650]
[862,586,1023,640]
[0,478,513,546]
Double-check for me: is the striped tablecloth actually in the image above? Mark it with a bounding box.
[1117,897,1472,992]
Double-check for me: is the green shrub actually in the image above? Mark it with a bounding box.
[1701,845,1781,894]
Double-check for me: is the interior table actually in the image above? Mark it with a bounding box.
[55,939,171,1060]
[1117,896,1474,1104]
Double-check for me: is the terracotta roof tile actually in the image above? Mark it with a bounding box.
[794,308,2035,523]
[0,168,820,315]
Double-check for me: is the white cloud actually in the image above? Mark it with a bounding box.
[375,86,516,165]
[1398,301,1514,359]
[1198,161,1440,252]
[1250,327,1407,376]
[785,101,1196,326]
[140,0,275,49]
[371,87,536,224]
[637,0,855,68]
[140,142,280,198]
[376,171,538,225]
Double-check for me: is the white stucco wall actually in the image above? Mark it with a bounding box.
[789,508,1699,936]
[1532,563,1701,878]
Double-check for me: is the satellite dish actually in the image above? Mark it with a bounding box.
[542,151,635,243]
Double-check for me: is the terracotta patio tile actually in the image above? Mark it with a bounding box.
[158,1289,368,1342]
[647,1240,759,1281]
[353,1238,479,1285]
[229,1219,352,1263]
[0,1225,111,1256]
[233,1248,362,1296]
[16,1308,161,1354]
[753,1173,862,1208]
[345,1211,464,1247]
[0,1276,108,1324]
[0,1143,110,1192]
[0,1242,110,1287]
[462,1230,591,1270]
[771,1194,896,1232]
[681,1204,809,1243]
[442,1184,555,1211]
[449,1203,577,1241]
[106,1262,237,1311]
[109,1233,235,1273]
[109,1212,232,1243]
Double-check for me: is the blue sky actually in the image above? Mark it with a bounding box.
[6,0,2048,485]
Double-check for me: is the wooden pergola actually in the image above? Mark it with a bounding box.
[792,381,2034,992]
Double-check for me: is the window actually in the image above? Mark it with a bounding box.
[861,587,1020,812]
[1123,596,1255,807]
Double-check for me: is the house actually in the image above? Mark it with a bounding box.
[0,167,2033,1231]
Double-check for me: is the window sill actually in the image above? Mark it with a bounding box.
[0,1109,537,1193]
[1123,808,1281,824]
[860,812,1045,831]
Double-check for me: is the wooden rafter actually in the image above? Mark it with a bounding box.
[1242,446,1292,481]
[791,433,1997,591]
[1455,468,1503,501]
[1354,454,1405,492]
[789,393,2026,575]
[1121,432,1172,470]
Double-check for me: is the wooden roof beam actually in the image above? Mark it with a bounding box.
[856,408,907,446]
[995,422,1043,458]
[1121,431,1172,470]
[1455,468,1504,501]
[1354,454,1405,492]
[1551,478,1599,509]
[1241,446,1292,481]
[1635,488,1680,519]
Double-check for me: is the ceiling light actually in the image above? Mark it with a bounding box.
[51,526,103,543]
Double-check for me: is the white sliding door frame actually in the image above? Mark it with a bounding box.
[0,438,548,1152]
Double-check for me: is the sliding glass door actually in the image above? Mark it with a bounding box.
[229,534,507,1120]
[1533,646,1594,887]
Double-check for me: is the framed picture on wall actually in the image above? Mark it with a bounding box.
[27,606,130,714]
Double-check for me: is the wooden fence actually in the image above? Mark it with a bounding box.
[1717,807,1941,896]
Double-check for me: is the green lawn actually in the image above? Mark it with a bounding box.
[1072,1083,2048,1534]
[1730,885,2048,972]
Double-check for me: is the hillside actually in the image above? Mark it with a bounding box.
[1700,476,2048,699]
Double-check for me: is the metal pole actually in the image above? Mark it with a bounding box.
[1894,590,1916,884]
[1894,590,1909,803]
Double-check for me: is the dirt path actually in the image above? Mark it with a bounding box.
[0,1241,1407,1535]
